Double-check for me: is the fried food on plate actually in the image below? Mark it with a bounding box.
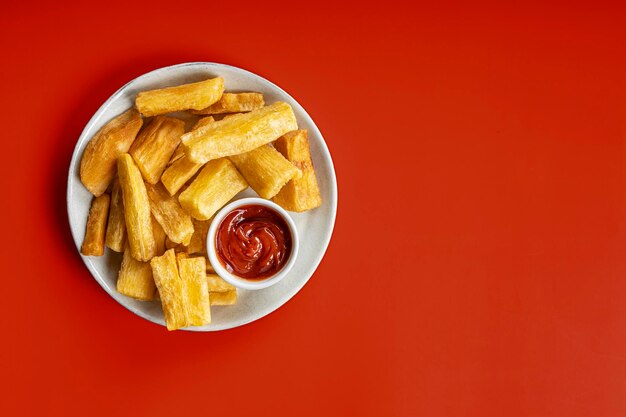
[117,242,156,301]
[191,92,264,115]
[167,117,214,167]
[178,158,248,220]
[168,145,184,167]
[186,219,210,254]
[161,156,204,196]
[167,146,185,167]
[135,77,224,117]
[151,250,212,329]
[229,144,300,199]
[161,117,215,195]
[152,249,185,301]
[117,154,155,261]
[192,116,216,130]
[151,249,188,330]
[75,73,328,328]
[80,109,143,196]
[152,215,167,256]
[206,274,235,292]
[104,178,125,252]
[178,257,211,326]
[206,274,237,305]
[272,130,322,212]
[129,116,184,184]
[81,193,111,256]
[210,290,237,306]
[181,102,298,164]
[145,182,194,246]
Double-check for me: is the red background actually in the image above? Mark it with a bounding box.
[2,1,626,416]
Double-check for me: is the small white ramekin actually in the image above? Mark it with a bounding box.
[207,197,299,290]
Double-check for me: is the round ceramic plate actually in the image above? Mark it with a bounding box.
[67,62,337,331]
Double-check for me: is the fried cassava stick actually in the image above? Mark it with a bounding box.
[117,154,156,261]
[145,182,194,246]
[104,178,125,252]
[178,158,248,220]
[129,116,184,184]
[135,77,224,116]
[161,117,215,196]
[181,102,297,163]
[272,130,322,212]
[178,257,211,326]
[117,242,156,301]
[81,194,111,256]
[191,92,264,115]
[80,109,142,196]
[229,145,299,199]
[151,249,188,330]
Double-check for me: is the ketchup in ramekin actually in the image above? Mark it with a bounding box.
[215,204,292,280]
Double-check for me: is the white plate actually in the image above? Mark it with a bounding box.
[66,62,337,331]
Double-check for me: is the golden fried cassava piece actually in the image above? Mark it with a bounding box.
[161,156,204,196]
[135,77,225,117]
[152,215,167,256]
[187,219,210,254]
[192,116,216,130]
[151,249,188,330]
[117,243,156,301]
[167,145,185,167]
[229,145,300,199]
[117,154,156,261]
[105,178,125,252]
[129,116,184,184]
[179,158,248,220]
[166,252,188,302]
[272,130,322,212]
[206,274,236,305]
[80,109,143,196]
[167,117,214,167]
[181,102,298,164]
[178,257,211,326]
[206,274,236,293]
[161,117,214,193]
[81,194,111,256]
[161,116,216,195]
[210,290,237,306]
[191,93,264,115]
[145,182,194,245]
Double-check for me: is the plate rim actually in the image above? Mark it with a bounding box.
[66,62,338,331]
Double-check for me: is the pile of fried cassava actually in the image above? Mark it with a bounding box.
[79,77,322,330]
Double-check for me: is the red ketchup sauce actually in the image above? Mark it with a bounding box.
[215,204,292,280]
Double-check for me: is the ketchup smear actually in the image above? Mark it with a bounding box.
[215,204,292,280]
